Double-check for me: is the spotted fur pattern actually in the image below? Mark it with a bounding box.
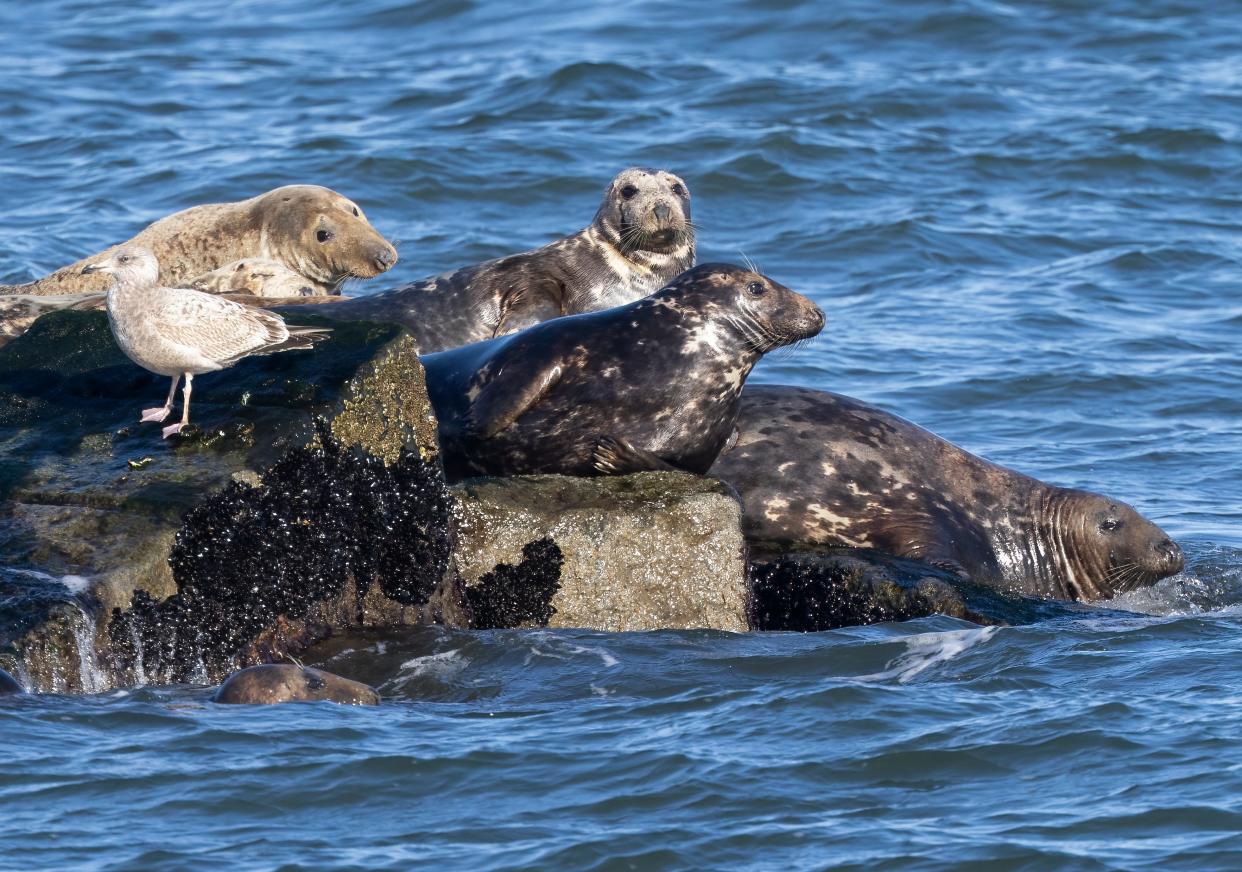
[329,168,695,352]
[423,265,824,480]
[713,385,1185,601]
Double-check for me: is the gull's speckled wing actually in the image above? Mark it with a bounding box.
[148,286,289,365]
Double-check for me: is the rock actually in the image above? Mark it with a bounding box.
[213,664,379,706]
[748,549,1083,631]
[453,473,750,632]
[0,309,443,691]
[0,666,22,695]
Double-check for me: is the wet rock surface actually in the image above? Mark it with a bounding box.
[453,473,751,632]
[749,549,1082,631]
[214,663,380,706]
[0,310,442,690]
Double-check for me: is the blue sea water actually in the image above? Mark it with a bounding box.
[2,1,1241,869]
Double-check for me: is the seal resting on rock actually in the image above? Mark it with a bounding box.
[326,167,695,352]
[423,264,824,480]
[85,246,331,437]
[2,184,397,297]
[214,664,379,706]
[188,258,317,298]
[0,667,22,695]
[712,385,1185,601]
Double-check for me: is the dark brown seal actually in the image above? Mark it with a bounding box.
[2,185,397,297]
[325,167,695,352]
[214,664,379,706]
[423,264,824,480]
[712,385,1185,601]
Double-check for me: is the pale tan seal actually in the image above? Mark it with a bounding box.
[214,664,380,705]
[187,258,317,297]
[2,184,398,297]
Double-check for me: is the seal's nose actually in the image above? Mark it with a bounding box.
[810,306,826,333]
[373,245,397,271]
[653,202,671,223]
[1157,538,1184,573]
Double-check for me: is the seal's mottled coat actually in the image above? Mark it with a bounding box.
[423,264,824,480]
[330,167,695,352]
[714,385,1185,601]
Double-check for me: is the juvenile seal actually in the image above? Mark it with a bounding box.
[214,664,379,705]
[2,184,397,297]
[712,385,1185,601]
[187,258,317,297]
[85,246,331,437]
[423,264,824,480]
[327,167,695,352]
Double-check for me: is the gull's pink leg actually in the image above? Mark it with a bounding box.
[162,373,193,439]
[141,375,179,423]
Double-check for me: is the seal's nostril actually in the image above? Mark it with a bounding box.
[653,203,671,223]
[374,248,395,268]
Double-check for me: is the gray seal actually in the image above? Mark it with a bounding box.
[712,385,1185,601]
[214,664,380,705]
[327,167,695,352]
[423,264,824,480]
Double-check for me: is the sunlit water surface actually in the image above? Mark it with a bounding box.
[1,1,1240,868]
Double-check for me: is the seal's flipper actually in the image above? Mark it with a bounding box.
[464,363,563,439]
[592,435,679,475]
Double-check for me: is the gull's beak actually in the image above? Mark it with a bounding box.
[81,262,109,275]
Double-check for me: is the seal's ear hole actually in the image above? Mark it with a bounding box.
[746,281,765,297]
[316,229,334,243]
[620,185,639,199]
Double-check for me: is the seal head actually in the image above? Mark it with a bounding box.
[254,185,398,292]
[424,263,824,480]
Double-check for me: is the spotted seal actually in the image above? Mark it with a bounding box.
[327,167,694,352]
[423,264,824,480]
[712,385,1185,601]
[1,185,397,297]
[214,664,379,705]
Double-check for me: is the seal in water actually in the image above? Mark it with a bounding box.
[214,664,379,705]
[423,264,825,480]
[712,385,1185,601]
[2,184,397,297]
[85,246,331,438]
[0,667,22,695]
[325,167,695,352]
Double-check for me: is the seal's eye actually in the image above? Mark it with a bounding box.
[746,281,765,297]
[352,206,359,217]
[671,183,687,198]
[316,229,334,243]
[117,255,131,263]
[620,185,639,200]
[1100,518,1121,532]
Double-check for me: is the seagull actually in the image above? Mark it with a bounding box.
[83,245,331,438]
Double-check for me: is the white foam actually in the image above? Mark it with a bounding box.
[859,626,999,684]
